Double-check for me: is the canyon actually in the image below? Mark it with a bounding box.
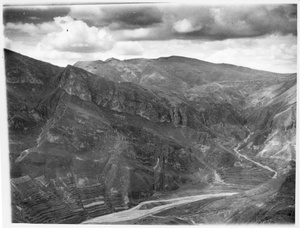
[5,49,296,224]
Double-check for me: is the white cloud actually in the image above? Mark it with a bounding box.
[4,37,12,49]
[41,16,115,53]
[173,19,200,33]
[113,41,144,56]
[34,43,84,66]
[5,22,59,36]
[205,35,297,73]
[118,28,151,40]
[270,44,297,61]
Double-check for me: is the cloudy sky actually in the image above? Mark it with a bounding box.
[3,3,297,73]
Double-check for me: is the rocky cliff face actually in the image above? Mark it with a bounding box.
[5,49,63,131]
[239,79,296,173]
[6,49,296,224]
[8,57,215,223]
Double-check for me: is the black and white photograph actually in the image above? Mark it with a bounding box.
[1,1,298,226]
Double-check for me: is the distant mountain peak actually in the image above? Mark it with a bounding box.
[105,57,120,62]
[157,55,204,61]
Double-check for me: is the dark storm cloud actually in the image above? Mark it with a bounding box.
[115,4,297,41]
[3,6,69,24]
[171,4,297,40]
[69,5,163,29]
[3,4,297,47]
[103,6,163,29]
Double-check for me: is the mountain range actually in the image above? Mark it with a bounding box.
[5,49,296,224]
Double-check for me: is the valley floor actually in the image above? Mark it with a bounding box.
[83,192,238,224]
[82,165,282,224]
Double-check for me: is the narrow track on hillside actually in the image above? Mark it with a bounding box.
[217,144,277,179]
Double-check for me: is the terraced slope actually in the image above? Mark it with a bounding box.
[9,64,224,223]
[5,49,296,224]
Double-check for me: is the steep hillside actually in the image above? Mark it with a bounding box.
[75,56,295,147]
[75,56,294,97]
[5,49,64,181]
[8,57,236,223]
[239,79,296,171]
[6,50,296,224]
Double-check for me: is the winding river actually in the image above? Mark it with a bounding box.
[83,192,237,224]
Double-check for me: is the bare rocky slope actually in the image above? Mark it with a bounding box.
[6,49,296,224]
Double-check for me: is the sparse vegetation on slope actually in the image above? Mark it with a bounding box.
[6,49,296,224]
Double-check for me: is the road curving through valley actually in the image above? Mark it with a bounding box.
[217,143,278,179]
